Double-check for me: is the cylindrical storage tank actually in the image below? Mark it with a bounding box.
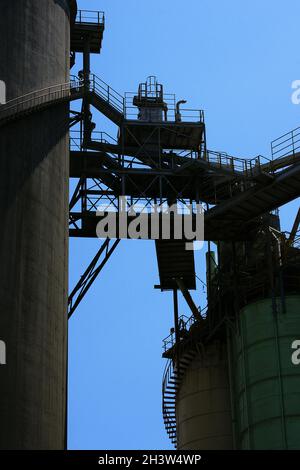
[231,296,300,449]
[0,0,73,449]
[176,341,234,449]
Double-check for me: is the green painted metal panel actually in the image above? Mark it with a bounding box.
[231,296,300,449]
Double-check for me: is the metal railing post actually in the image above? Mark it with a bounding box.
[292,129,295,156]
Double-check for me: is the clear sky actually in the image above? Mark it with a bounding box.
[68,0,300,449]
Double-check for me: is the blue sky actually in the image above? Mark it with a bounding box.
[68,0,300,449]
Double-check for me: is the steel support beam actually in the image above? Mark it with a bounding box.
[175,278,202,322]
[68,238,120,319]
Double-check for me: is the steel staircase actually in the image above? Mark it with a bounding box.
[88,74,124,125]
[162,345,199,447]
[0,73,124,128]
[3,70,300,241]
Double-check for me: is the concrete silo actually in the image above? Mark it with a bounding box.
[163,215,300,450]
[230,296,300,449]
[176,340,234,450]
[0,0,76,449]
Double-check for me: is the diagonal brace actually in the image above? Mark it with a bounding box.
[68,238,120,319]
[175,278,203,322]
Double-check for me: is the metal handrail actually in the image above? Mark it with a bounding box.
[271,126,300,160]
[70,130,117,151]
[124,90,204,123]
[89,74,125,114]
[76,10,105,26]
[0,79,83,120]
[162,309,206,354]
[204,150,272,176]
[162,359,177,445]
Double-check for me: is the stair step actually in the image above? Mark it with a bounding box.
[171,374,182,379]
[180,358,193,364]
[173,372,184,378]
[183,352,196,359]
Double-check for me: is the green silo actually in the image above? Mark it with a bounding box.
[230,296,300,449]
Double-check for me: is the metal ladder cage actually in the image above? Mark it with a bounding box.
[138,76,164,102]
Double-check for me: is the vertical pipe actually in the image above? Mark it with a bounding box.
[173,288,180,372]
[207,238,212,330]
[83,37,91,142]
[266,227,287,448]
[240,314,252,449]
[226,322,237,449]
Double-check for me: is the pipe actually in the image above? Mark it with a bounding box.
[175,100,187,122]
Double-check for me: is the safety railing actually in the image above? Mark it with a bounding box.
[76,10,105,26]
[162,359,177,446]
[89,74,125,114]
[174,148,273,176]
[0,79,83,122]
[291,233,300,250]
[124,91,204,123]
[271,126,300,160]
[162,309,206,354]
[205,150,270,176]
[70,130,117,151]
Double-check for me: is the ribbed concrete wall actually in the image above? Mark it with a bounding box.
[177,341,233,450]
[231,296,300,449]
[0,0,71,449]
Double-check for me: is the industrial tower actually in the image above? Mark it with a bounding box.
[0,0,300,450]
